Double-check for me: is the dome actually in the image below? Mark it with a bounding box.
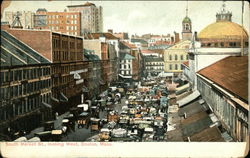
[198,21,248,40]
[183,16,191,23]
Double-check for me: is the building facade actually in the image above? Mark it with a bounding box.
[0,30,52,139]
[34,9,81,36]
[164,40,190,74]
[5,29,86,114]
[5,11,35,29]
[119,41,142,81]
[67,2,103,34]
[119,53,135,82]
[144,56,164,77]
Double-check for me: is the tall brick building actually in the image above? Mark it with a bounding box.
[34,9,81,36]
[67,2,103,34]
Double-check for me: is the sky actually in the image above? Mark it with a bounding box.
[2,0,249,36]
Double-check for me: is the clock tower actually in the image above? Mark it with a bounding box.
[182,1,192,41]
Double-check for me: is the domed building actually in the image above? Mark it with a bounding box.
[198,8,248,48]
[184,2,249,89]
[181,2,249,142]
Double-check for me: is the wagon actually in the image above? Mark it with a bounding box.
[90,118,101,132]
[77,112,90,128]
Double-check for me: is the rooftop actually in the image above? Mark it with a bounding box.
[67,1,96,8]
[84,33,119,40]
[144,56,164,62]
[198,21,248,40]
[120,53,135,60]
[120,41,137,49]
[1,30,50,67]
[198,56,248,102]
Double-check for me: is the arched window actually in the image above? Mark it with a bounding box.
[175,64,178,70]
[169,55,172,60]
[175,54,178,60]
[169,64,172,70]
[180,55,183,60]
[185,23,190,30]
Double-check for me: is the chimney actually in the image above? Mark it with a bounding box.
[194,31,198,41]
[174,32,180,43]
[108,29,113,34]
[171,36,174,44]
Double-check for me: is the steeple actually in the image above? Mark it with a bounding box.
[186,0,188,17]
[182,0,192,40]
[216,0,232,22]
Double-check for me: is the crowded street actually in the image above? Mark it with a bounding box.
[17,76,174,142]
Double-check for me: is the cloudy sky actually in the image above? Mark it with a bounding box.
[2,0,249,36]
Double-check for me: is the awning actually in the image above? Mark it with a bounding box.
[175,83,190,95]
[59,92,68,102]
[119,74,132,79]
[42,102,52,108]
[177,90,200,107]
[178,100,206,118]
[51,96,59,103]
[82,86,89,93]
[73,72,81,80]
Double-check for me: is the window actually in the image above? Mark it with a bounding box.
[185,23,190,30]
[186,55,188,60]
[180,55,183,60]
[175,64,178,70]
[169,55,172,60]
[169,64,172,70]
[175,54,178,60]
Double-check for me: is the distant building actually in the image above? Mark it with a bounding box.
[119,53,135,82]
[119,41,142,81]
[83,32,120,57]
[0,30,52,139]
[113,32,129,41]
[164,40,190,75]
[5,11,35,29]
[141,49,162,57]
[34,8,81,36]
[181,7,192,41]
[67,2,103,34]
[130,38,148,50]
[143,56,164,77]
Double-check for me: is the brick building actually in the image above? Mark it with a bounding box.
[5,28,86,114]
[34,8,81,36]
[67,2,103,34]
[0,30,52,140]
